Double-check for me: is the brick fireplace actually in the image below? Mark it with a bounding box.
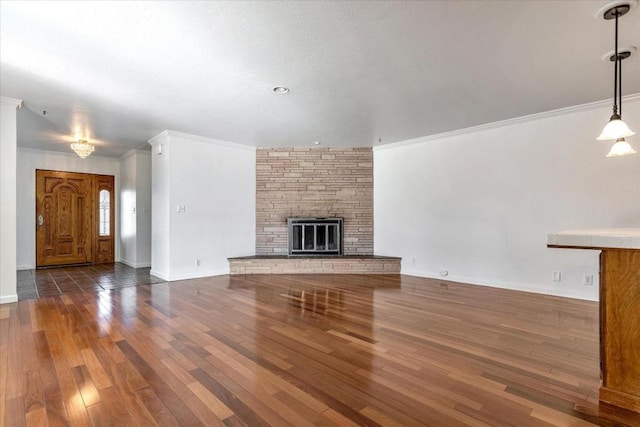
[256,147,373,255]
[229,147,400,275]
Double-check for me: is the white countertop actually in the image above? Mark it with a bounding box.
[547,228,640,250]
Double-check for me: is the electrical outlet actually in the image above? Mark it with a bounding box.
[552,272,561,282]
[195,258,201,267]
[439,269,448,277]
[412,257,416,266]
[583,274,594,286]
[176,205,186,213]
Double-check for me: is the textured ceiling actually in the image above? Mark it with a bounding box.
[1,0,639,158]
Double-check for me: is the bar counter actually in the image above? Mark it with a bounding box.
[548,228,640,413]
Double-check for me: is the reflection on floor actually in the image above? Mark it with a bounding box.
[3,274,640,425]
[16,263,165,300]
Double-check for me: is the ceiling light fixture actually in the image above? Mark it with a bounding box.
[272,86,289,94]
[70,139,95,159]
[597,1,636,156]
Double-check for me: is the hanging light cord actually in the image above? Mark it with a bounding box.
[613,9,619,116]
[616,9,623,117]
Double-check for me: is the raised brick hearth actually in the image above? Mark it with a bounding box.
[228,256,401,275]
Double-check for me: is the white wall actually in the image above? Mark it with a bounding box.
[16,148,121,269]
[119,149,152,268]
[148,131,255,281]
[120,150,137,265]
[374,96,640,301]
[0,97,21,304]
[149,133,171,279]
[135,151,152,266]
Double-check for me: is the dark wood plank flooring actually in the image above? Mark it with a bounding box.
[2,272,640,426]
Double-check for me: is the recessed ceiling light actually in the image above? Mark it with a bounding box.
[313,141,321,145]
[272,86,290,94]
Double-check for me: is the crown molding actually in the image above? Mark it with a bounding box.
[147,130,170,146]
[120,148,152,160]
[0,96,23,108]
[148,130,255,151]
[374,93,640,152]
[17,146,118,160]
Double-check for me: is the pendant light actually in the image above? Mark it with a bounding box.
[605,45,636,156]
[607,138,637,156]
[597,3,636,147]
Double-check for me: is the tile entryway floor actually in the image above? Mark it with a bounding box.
[16,263,166,300]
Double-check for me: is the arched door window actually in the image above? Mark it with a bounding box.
[99,189,110,236]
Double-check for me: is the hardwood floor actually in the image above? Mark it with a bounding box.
[2,273,639,426]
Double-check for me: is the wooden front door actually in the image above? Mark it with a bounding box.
[36,170,92,267]
[36,170,115,267]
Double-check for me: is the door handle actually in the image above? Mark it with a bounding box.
[38,214,43,226]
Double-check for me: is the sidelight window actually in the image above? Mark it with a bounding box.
[99,189,110,236]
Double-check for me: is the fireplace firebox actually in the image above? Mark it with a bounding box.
[288,217,343,256]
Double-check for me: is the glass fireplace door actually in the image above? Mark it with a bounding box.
[288,218,343,255]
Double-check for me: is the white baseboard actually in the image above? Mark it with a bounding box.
[17,264,34,271]
[0,294,18,304]
[166,269,229,282]
[150,268,230,282]
[119,259,152,268]
[149,269,169,281]
[401,269,598,302]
